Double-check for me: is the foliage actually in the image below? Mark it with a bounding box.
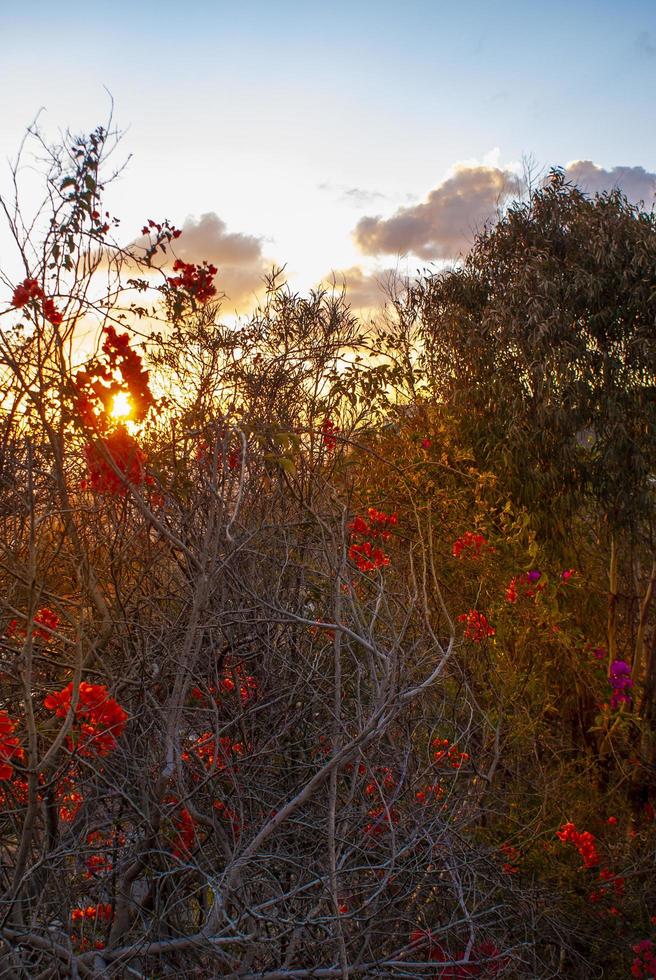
[0,123,654,979]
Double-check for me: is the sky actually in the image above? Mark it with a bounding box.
[1,0,655,312]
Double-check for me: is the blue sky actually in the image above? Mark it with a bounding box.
[1,0,655,309]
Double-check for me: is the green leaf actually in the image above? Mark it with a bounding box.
[277,457,296,476]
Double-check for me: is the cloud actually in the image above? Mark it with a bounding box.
[351,156,656,262]
[317,265,403,311]
[564,161,656,205]
[319,181,388,207]
[133,212,269,311]
[342,187,388,206]
[352,165,520,259]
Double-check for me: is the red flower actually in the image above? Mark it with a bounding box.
[348,508,397,572]
[167,259,217,303]
[321,417,338,451]
[431,738,470,769]
[452,532,491,560]
[556,821,600,868]
[163,797,200,857]
[10,279,62,324]
[500,841,521,874]
[33,607,60,640]
[84,428,147,495]
[505,572,545,603]
[74,325,157,431]
[0,712,23,780]
[11,277,43,308]
[632,940,656,979]
[458,609,495,643]
[44,682,127,757]
[363,806,399,836]
[5,606,59,643]
[71,903,112,924]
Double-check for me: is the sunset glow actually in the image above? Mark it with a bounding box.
[110,391,132,420]
[1,4,655,976]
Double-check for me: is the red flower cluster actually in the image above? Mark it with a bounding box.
[309,620,336,641]
[71,904,112,923]
[452,532,492,560]
[6,606,60,642]
[190,663,257,706]
[11,277,63,325]
[84,829,125,878]
[556,821,600,869]
[589,867,625,905]
[348,540,390,573]
[167,259,217,303]
[363,805,400,836]
[33,606,60,637]
[320,417,338,451]
[0,772,85,822]
[348,508,397,573]
[500,841,521,875]
[182,732,244,772]
[632,940,656,979]
[364,766,396,797]
[102,325,157,420]
[141,217,182,239]
[163,797,199,857]
[74,325,157,430]
[505,571,544,604]
[42,297,63,326]
[57,777,83,822]
[458,609,495,643]
[44,682,128,757]
[415,782,445,803]
[0,712,23,780]
[410,931,505,978]
[173,807,197,858]
[213,798,241,834]
[11,278,43,307]
[83,428,148,495]
[195,438,242,472]
[432,738,470,770]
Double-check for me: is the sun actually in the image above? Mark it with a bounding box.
[110,391,132,420]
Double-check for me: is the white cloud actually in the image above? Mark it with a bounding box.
[564,161,656,205]
[353,165,520,259]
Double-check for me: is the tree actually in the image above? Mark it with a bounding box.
[412,170,656,535]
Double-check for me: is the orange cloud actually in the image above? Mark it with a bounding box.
[132,212,270,312]
[317,266,405,312]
